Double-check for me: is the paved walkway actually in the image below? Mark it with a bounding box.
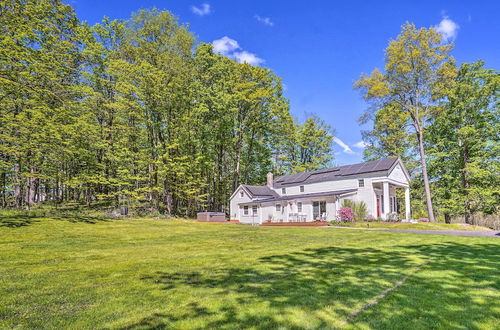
[376,229,499,237]
[329,226,500,238]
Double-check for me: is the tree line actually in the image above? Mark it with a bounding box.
[356,23,499,224]
[0,0,334,215]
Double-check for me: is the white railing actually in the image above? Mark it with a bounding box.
[267,213,310,223]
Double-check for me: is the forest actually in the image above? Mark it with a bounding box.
[0,1,334,216]
[1,0,498,222]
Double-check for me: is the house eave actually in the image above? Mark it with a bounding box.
[238,189,358,205]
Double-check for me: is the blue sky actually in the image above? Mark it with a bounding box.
[72,0,500,165]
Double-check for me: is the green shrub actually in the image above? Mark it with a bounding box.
[342,200,368,221]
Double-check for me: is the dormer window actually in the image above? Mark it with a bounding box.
[240,191,244,198]
[281,188,286,194]
[358,179,364,188]
[300,185,304,192]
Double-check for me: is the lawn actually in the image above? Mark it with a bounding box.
[1,215,499,329]
[331,221,491,231]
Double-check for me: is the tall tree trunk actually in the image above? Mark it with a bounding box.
[13,160,22,208]
[462,143,472,224]
[233,141,242,193]
[1,170,6,208]
[417,129,435,222]
[25,171,35,211]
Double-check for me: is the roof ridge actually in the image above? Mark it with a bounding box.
[275,156,398,179]
[273,157,400,187]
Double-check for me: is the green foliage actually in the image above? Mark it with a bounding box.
[341,199,368,221]
[355,22,458,222]
[276,115,335,174]
[0,3,333,215]
[428,61,500,223]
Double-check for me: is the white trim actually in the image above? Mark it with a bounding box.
[229,185,249,200]
[371,178,409,188]
[388,158,411,183]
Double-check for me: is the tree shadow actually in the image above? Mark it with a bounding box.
[51,215,111,224]
[126,242,500,329]
[0,214,39,228]
[0,213,111,227]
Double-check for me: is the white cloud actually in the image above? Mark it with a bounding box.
[233,51,264,65]
[212,36,240,55]
[212,36,264,66]
[353,141,367,149]
[434,16,459,42]
[191,3,211,16]
[333,137,354,154]
[254,15,274,26]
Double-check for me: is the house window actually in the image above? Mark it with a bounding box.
[252,205,258,215]
[244,206,249,215]
[240,191,244,198]
[297,202,303,212]
[300,185,304,192]
[358,179,364,187]
[313,201,326,220]
[282,188,286,194]
[275,204,281,212]
[391,196,398,213]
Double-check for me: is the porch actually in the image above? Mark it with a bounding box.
[371,179,410,220]
[238,189,357,225]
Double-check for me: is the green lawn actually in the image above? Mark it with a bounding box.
[1,216,499,329]
[331,221,491,231]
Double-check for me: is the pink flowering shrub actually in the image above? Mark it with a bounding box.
[420,218,429,222]
[339,207,354,221]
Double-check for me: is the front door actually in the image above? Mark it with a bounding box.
[376,196,381,217]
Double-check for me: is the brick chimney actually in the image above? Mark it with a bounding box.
[266,172,273,187]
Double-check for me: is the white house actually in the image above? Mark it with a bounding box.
[229,157,411,224]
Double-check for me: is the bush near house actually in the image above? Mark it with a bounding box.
[342,200,368,220]
[338,207,354,221]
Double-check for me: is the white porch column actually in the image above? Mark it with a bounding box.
[335,197,339,219]
[382,181,390,220]
[405,187,411,220]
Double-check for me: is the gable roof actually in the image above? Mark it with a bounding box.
[273,157,399,188]
[241,185,279,198]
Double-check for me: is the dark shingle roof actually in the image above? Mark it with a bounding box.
[240,189,358,204]
[242,185,279,198]
[273,157,399,188]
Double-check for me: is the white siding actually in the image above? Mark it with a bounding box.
[388,163,409,185]
[229,187,252,221]
[230,164,410,222]
[239,204,261,224]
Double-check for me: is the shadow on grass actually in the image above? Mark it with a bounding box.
[0,213,111,227]
[51,215,111,224]
[0,214,40,228]
[127,242,500,329]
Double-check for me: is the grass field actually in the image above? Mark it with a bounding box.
[331,221,491,231]
[1,215,499,329]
